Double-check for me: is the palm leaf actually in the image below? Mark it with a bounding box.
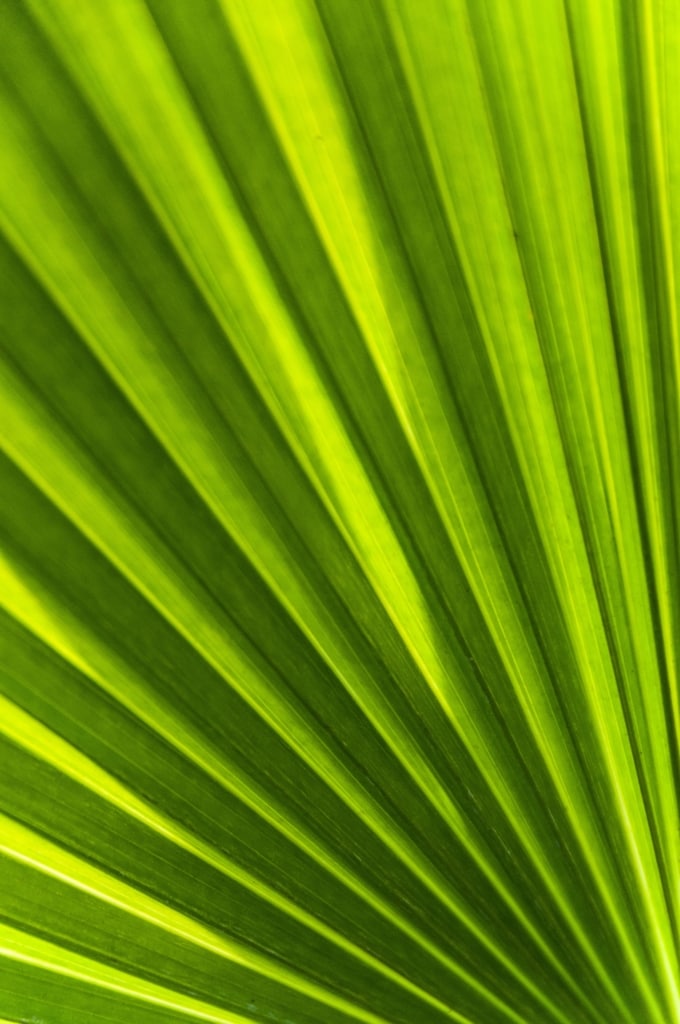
[0,2,678,1023]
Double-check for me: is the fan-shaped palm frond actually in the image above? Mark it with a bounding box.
[0,3,678,1024]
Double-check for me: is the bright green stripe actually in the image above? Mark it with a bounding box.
[0,814,424,1024]
[222,2,667,1015]
[0,511,572,1024]
[371,4,676,1019]
[1,14,627,1006]
[564,0,679,954]
[0,922,257,1024]
[0,695,500,1024]
[222,8,648,1019]
[0,551,556,1023]
[0,95,591,1024]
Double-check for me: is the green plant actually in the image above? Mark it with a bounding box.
[0,2,677,1023]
